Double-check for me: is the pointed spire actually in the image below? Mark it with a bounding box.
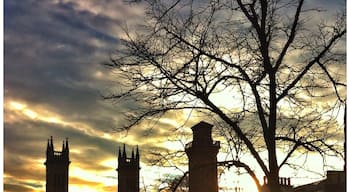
[46,139,50,151]
[65,138,69,151]
[131,148,135,159]
[118,146,122,158]
[46,136,54,159]
[122,144,127,158]
[50,136,54,151]
[136,145,140,159]
[46,138,52,158]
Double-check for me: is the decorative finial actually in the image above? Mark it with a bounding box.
[50,136,54,150]
[65,138,69,151]
[136,145,139,159]
[123,144,126,157]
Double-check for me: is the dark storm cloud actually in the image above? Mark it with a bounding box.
[4,0,129,133]
[50,2,119,44]
[4,0,115,87]
[307,0,345,9]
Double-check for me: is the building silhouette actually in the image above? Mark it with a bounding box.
[185,121,220,192]
[117,144,140,192]
[44,124,344,192]
[261,177,293,192]
[294,171,345,192]
[44,136,70,192]
[260,171,345,192]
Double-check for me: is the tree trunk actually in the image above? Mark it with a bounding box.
[263,175,282,192]
[268,182,282,192]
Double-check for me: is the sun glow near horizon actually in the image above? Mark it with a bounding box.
[4,98,344,192]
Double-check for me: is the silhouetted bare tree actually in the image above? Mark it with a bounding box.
[105,1,346,192]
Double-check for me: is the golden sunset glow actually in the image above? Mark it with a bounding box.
[6,100,65,124]
[4,95,344,192]
[4,0,345,192]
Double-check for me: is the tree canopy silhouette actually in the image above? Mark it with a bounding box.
[105,1,346,192]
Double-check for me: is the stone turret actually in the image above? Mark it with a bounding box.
[117,144,140,192]
[185,121,220,192]
[45,136,70,192]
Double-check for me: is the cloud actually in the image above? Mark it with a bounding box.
[4,0,131,132]
[4,0,346,191]
[4,183,36,192]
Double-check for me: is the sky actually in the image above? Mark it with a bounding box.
[3,0,346,192]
